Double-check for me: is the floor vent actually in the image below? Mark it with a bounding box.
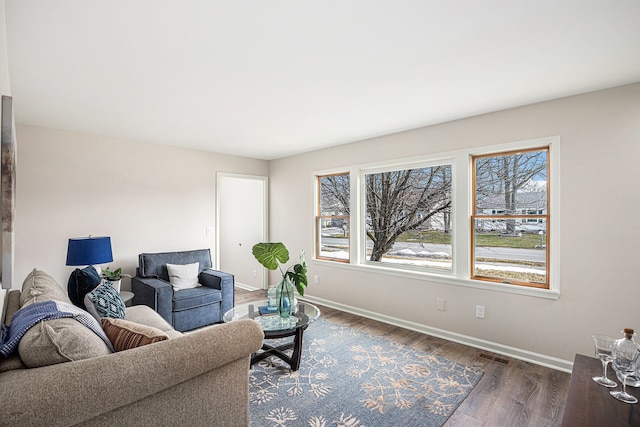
[478,352,511,365]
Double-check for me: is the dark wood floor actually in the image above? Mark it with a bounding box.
[236,287,571,427]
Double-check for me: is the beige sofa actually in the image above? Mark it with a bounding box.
[0,269,263,427]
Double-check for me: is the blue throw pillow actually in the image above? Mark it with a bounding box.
[84,282,126,321]
[67,266,101,309]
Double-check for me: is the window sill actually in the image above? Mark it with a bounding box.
[312,259,560,300]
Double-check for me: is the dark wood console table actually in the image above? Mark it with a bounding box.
[562,354,640,426]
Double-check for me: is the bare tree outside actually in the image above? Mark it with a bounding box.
[320,174,350,215]
[475,150,547,234]
[317,173,350,260]
[472,147,549,286]
[365,165,452,261]
[318,145,551,289]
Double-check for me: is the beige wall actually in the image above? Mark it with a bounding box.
[269,83,640,368]
[0,0,9,96]
[15,125,268,289]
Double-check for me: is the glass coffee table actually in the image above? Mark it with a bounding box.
[223,300,320,371]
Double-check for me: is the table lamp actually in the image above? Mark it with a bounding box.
[66,236,113,268]
[66,236,113,307]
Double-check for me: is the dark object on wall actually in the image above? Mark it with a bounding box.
[1,95,16,290]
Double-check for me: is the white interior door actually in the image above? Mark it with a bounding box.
[217,173,267,290]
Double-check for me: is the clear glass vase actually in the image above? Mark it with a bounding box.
[276,277,295,318]
[267,285,278,310]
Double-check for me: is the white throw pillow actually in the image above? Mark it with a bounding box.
[166,262,200,290]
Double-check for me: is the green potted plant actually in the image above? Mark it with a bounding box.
[100,266,131,293]
[252,242,308,317]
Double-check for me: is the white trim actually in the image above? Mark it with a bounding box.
[358,158,456,273]
[312,258,560,300]
[302,294,572,373]
[234,282,262,292]
[312,136,561,297]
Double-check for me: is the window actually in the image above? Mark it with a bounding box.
[472,147,549,288]
[313,137,558,296]
[364,164,452,271]
[316,173,350,262]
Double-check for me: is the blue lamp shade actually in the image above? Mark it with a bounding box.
[65,236,113,266]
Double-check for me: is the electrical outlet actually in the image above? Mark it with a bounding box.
[436,298,445,311]
[314,275,319,284]
[475,305,485,319]
[252,270,257,278]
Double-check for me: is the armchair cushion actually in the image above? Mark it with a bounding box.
[138,249,213,281]
[173,287,222,311]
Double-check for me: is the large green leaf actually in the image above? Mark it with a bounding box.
[252,242,289,271]
[286,250,308,296]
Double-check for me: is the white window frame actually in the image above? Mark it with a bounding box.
[358,158,455,274]
[312,136,560,300]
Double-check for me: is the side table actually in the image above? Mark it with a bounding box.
[120,291,134,306]
[562,353,640,426]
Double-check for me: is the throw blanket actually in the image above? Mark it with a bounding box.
[0,300,114,356]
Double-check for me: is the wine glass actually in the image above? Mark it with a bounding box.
[610,344,640,404]
[592,335,617,387]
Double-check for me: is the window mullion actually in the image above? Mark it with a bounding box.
[453,151,470,279]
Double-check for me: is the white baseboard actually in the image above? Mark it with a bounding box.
[235,282,262,292]
[301,294,573,373]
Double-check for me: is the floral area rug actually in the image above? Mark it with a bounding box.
[249,318,484,427]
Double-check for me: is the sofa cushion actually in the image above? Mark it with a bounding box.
[0,355,26,373]
[167,262,200,290]
[18,317,112,367]
[20,269,71,308]
[124,305,183,339]
[2,290,21,326]
[84,282,126,321]
[101,318,169,351]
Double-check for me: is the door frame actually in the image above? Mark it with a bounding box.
[216,172,269,290]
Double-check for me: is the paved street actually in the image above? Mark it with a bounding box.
[322,237,546,263]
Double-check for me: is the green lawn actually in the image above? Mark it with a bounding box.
[475,233,544,249]
[399,231,452,245]
[399,230,544,249]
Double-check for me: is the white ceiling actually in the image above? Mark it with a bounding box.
[4,1,640,160]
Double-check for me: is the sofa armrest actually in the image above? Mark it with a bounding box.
[131,276,173,325]
[0,319,264,427]
[199,269,235,314]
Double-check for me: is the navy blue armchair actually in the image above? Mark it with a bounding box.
[131,249,234,332]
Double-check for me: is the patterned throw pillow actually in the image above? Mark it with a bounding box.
[101,318,169,351]
[84,283,126,321]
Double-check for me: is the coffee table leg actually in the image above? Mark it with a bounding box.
[289,326,305,371]
[251,342,293,367]
[251,326,307,371]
